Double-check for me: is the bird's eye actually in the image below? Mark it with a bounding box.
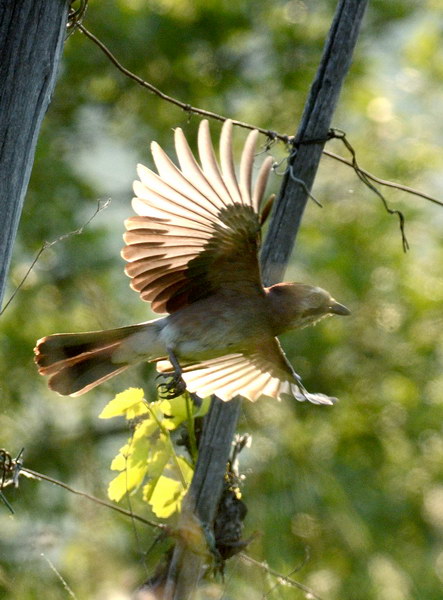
[302,305,326,318]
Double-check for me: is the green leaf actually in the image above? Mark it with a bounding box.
[110,427,153,472]
[143,456,194,518]
[105,394,198,516]
[98,387,147,419]
[159,395,189,429]
[108,461,148,502]
[194,395,211,418]
[110,443,131,471]
[159,393,211,430]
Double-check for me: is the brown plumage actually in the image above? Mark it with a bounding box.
[35,120,350,403]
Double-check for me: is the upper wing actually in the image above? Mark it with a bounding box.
[121,119,273,314]
[157,338,336,405]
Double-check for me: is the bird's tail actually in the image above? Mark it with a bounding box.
[34,320,164,396]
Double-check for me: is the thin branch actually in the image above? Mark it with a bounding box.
[283,162,323,207]
[239,553,323,600]
[76,24,288,143]
[0,448,165,531]
[0,198,110,316]
[19,466,166,530]
[74,24,443,213]
[324,149,443,207]
[332,130,409,251]
[40,553,78,599]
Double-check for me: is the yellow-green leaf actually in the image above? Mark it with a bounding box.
[99,388,147,419]
[108,462,148,502]
[132,417,159,441]
[143,456,194,517]
[160,395,188,425]
[145,476,184,518]
[110,443,131,471]
[194,395,211,418]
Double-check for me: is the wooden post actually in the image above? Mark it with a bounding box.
[0,0,70,308]
[261,0,369,285]
[162,1,369,598]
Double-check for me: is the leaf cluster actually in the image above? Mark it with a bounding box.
[99,388,209,518]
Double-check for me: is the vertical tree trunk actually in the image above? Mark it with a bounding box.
[162,1,369,598]
[0,0,70,308]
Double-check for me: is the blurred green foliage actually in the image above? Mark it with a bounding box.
[1,0,443,598]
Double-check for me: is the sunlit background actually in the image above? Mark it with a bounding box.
[1,1,443,598]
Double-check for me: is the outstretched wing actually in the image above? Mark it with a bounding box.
[121,119,273,314]
[157,338,336,405]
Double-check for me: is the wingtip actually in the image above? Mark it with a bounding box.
[295,391,338,406]
[173,126,185,145]
[198,118,210,137]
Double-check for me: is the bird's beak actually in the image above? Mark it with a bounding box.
[329,301,351,316]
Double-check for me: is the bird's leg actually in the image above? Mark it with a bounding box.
[288,362,303,385]
[157,348,187,399]
[287,363,311,401]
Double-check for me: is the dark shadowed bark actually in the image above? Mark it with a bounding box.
[0,0,70,308]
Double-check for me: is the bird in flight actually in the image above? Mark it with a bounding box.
[35,119,349,404]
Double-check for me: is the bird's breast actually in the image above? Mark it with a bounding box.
[159,293,272,361]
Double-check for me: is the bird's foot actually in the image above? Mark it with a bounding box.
[157,372,187,399]
[157,348,189,398]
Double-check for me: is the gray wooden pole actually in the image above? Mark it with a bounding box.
[0,0,70,308]
[260,0,369,285]
[160,1,369,598]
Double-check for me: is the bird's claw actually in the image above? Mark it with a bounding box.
[156,372,187,399]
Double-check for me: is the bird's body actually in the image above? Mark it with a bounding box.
[35,120,349,403]
[161,292,266,360]
[157,282,337,361]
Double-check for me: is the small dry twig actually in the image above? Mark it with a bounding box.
[0,448,165,530]
[0,198,110,316]
[74,23,442,215]
[240,552,324,600]
[331,129,410,251]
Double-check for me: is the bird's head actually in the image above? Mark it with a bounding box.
[266,282,350,333]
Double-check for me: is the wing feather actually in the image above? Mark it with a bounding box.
[219,120,243,204]
[123,120,273,313]
[198,120,232,207]
[174,127,225,210]
[252,156,274,214]
[157,338,337,405]
[239,129,258,205]
[150,144,222,218]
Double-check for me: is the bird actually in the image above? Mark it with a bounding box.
[34,119,350,404]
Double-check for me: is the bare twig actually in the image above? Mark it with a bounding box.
[41,554,78,599]
[275,161,323,207]
[22,466,165,530]
[74,24,442,212]
[1,458,166,530]
[67,0,88,33]
[239,553,323,600]
[332,129,409,252]
[76,24,289,143]
[324,149,443,207]
[0,198,110,316]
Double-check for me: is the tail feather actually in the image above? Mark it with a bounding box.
[44,345,130,396]
[34,321,164,396]
[35,324,146,367]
